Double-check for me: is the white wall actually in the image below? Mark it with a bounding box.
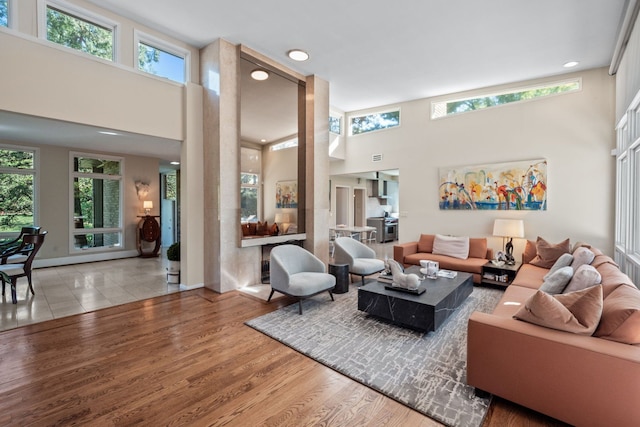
[262,145,298,226]
[331,68,616,257]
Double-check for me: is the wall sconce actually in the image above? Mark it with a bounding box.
[143,200,153,215]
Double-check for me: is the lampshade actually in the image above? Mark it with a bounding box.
[275,213,282,223]
[281,213,291,223]
[143,201,153,210]
[492,219,524,238]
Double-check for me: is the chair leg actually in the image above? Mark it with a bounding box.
[267,289,275,302]
[27,272,35,296]
[361,275,366,286]
[298,300,303,315]
[328,290,334,301]
[11,278,17,304]
[1,278,4,298]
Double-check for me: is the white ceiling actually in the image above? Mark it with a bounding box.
[1,0,628,163]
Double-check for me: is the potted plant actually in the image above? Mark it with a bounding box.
[166,242,180,284]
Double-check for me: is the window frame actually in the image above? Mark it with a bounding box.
[431,77,582,119]
[0,0,16,29]
[0,144,39,238]
[348,108,401,136]
[133,29,190,83]
[37,0,119,62]
[69,151,124,253]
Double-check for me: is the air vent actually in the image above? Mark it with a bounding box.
[372,154,383,162]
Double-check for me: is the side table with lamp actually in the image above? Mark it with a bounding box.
[482,219,525,287]
[137,200,161,257]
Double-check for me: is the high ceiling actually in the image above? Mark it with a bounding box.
[89,0,626,112]
[1,1,629,163]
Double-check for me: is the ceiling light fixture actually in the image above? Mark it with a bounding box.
[287,49,309,61]
[99,131,119,136]
[250,69,270,81]
[170,161,180,165]
[563,61,579,68]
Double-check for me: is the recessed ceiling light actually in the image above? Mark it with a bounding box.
[563,61,579,68]
[287,49,309,61]
[98,131,119,136]
[250,69,269,81]
[261,139,267,143]
[170,161,180,165]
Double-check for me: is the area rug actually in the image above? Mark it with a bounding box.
[246,285,503,427]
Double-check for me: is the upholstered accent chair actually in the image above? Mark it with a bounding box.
[268,244,335,314]
[334,236,385,285]
[0,231,47,304]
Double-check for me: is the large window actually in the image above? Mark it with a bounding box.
[0,146,37,234]
[241,147,261,223]
[432,79,581,119]
[43,2,116,61]
[0,0,8,27]
[71,153,122,251]
[350,109,400,135]
[136,32,188,83]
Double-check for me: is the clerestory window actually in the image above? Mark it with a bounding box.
[136,31,189,83]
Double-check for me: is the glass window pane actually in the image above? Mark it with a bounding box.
[241,187,258,221]
[74,156,121,175]
[0,149,34,169]
[46,6,113,61]
[138,41,186,83]
[73,232,121,250]
[329,116,342,134]
[74,177,120,229]
[350,110,400,135]
[0,0,8,27]
[0,173,34,232]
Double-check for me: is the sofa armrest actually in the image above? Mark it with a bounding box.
[467,312,640,427]
[485,248,494,260]
[393,242,418,264]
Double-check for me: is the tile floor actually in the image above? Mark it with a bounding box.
[0,240,398,332]
[0,256,179,332]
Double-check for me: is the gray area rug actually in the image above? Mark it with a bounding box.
[246,284,504,427]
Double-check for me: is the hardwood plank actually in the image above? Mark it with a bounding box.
[0,289,566,426]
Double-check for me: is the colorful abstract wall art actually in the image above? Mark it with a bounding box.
[276,180,298,209]
[439,159,547,210]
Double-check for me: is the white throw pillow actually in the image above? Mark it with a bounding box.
[564,264,602,294]
[544,253,574,281]
[432,234,469,260]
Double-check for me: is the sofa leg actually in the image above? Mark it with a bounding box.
[474,388,490,398]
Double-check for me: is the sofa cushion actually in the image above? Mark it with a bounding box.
[564,264,601,294]
[539,266,573,294]
[417,234,435,253]
[571,247,596,270]
[432,234,469,260]
[468,238,488,259]
[513,285,603,335]
[511,263,548,289]
[544,253,574,280]
[522,239,537,264]
[530,237,571,269]
[594,284,640,344]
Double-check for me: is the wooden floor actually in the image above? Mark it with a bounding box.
[0,289,567,426]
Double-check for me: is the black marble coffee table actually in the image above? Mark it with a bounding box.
[357,267,473,332]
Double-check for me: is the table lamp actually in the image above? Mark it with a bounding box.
[492,219,524,264]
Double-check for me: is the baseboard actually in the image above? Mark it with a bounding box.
[33,250,142,268]
[180,282,204,291]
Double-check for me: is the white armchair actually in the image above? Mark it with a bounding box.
[334,236,385,285]
[268,245,336,314]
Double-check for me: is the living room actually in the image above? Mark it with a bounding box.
[1,0,639,425]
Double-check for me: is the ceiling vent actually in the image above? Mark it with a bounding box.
[372,154,383,162]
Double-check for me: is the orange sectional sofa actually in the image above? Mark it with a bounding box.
[467,242,640,427]
[393,234,493,284]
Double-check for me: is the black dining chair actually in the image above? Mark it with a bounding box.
[0,231,47,304]
[0,226,42,265]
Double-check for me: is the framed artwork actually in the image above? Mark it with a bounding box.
[439,159,547,210]
[276,180,298,208]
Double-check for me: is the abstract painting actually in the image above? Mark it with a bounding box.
[276,180,298,208]
[439,159,547,210]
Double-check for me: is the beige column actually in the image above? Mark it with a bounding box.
[179,82,205,289]
[304,76,331,265]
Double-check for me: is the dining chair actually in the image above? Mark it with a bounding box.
[0,231,47,304]
[0,226,42,265]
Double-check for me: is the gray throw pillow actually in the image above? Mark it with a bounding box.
[570,247,596,271]
[563,264,602,294]
[544,253,574,281]
[539,266,573,294]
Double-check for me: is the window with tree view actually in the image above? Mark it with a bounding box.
[241,173,259,222]
[72,154,122,250]
[138,40,186,83]
[0,0,8,27]
[0,147,36,233]
[350,110,400,135]
[432,79,581,119]
[46,4,114,61]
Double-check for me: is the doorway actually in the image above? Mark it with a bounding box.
[335,186,350,225]
[353,187,366,226]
